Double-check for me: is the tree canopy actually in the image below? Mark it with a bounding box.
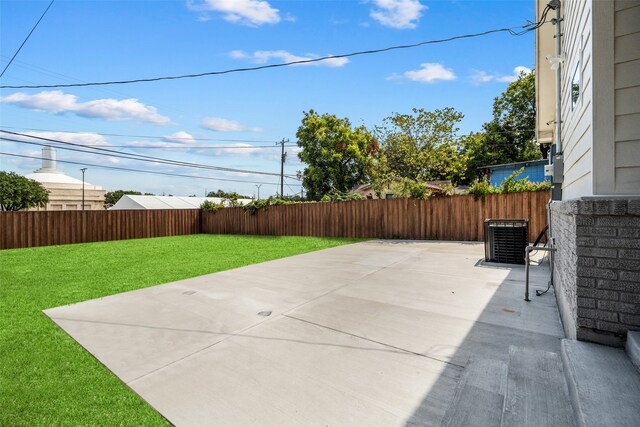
[294,71,542,198]
[374,107,466,187]
[460,70,543,183]
[207,189,250,199]
[0,171,49,211]
[296,110,377,200]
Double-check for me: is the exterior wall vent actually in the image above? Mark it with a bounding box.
[484,219,529,265]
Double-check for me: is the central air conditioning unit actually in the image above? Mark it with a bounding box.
[484,219,529,265]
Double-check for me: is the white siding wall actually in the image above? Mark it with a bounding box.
[559,0,640,198]
[560,0,594,199]
[614,0,640,193]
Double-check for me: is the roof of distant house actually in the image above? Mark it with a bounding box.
[482,159,548,170]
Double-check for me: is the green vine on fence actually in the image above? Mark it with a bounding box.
[467,167,551,200]
[201,175,550,215]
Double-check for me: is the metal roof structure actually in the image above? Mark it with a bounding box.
[109,195,252,210]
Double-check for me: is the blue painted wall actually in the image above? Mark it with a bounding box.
[488,160,549,187]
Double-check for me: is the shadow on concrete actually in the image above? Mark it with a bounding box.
[403,260,563,426]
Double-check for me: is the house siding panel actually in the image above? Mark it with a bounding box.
[614,3,640,194]
[615,86,640,116]
[616,167,640,193]
[614,3,640,36]
[614,30,640,64]
[615,59,640,89]
[561,0,594,199]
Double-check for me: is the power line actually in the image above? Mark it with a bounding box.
[0,0,55,78]
[0,151,301,187]
[95,145,296,149]
[0,130,299,179]
[0,19,549,89]
[0,125,296,145]
[0,131,296,178]
[1,136,282,172]
[284,179,298,196]
[2,125,534,146]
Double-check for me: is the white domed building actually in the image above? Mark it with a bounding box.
[26,147,106,210]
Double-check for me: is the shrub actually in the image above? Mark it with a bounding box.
[400,179,432,200]
[467,167,551,199]
[467,180,499,199]
[499,167,552,193]
[242,197,295,215]
[200,200,225,213]
[320,191,365,202]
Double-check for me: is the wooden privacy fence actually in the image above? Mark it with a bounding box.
[0,209,201,250]
[203,191,549,242]
[0,192,549,250]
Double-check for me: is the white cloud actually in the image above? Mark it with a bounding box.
[201,117,263,132]
[496,66,532,83]
[230,50,349,67]
[202,143,301,163]
[470,69,494,84]
[0,91,171,125]
[5,131,110,147]
[470,66,533,84]
[370,0,426,29]
[390,63,456,83]
[162,131,196,144]
[187,0,280,26]
[209,143,266,157]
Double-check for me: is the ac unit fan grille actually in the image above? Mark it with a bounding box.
[484,219,529,265]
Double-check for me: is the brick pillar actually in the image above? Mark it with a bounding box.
[550,198,640,347]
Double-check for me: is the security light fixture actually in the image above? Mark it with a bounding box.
[546,54,565,70]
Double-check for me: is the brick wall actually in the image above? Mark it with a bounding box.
[550,198,640,346]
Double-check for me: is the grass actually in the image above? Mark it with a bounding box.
[0,234,362,426]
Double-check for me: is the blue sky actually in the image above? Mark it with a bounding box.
[0,0,535,198]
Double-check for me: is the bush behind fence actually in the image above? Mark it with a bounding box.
[0,192,549,250]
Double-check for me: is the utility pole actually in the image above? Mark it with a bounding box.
[80,168,87,210]
[255,184,262,200]
[278,139,287,197]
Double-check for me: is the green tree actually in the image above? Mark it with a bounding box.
[461,70,543,183]
[374,107,466,185]
[296,110,377,200]
[0,171,49,211]
[206,189,250,199]
[103,190,154,209]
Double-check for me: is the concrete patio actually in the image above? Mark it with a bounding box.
[44,240,564,426]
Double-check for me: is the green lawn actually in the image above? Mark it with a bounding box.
[0,234,362,426]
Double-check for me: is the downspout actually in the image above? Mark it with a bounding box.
[554,4,563,154]
[548,1,563,292]
[550,0,564,201]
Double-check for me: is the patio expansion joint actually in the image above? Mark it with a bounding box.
[276,251,419,318]
[282,314,466,369]
[124,316,278,385]
[124,251,421,385]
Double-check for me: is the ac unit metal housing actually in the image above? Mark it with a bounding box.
[484,219,529,265]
